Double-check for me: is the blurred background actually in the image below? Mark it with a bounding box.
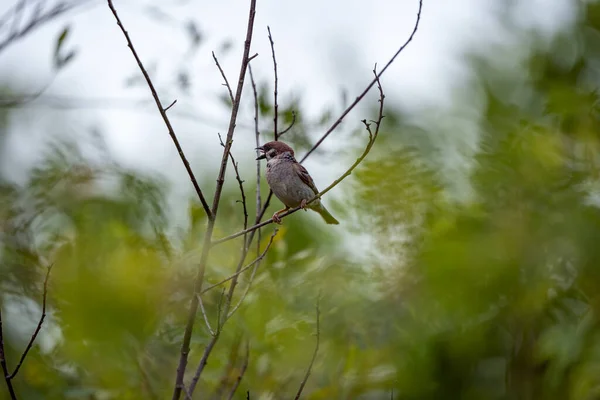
[1,0,600,398]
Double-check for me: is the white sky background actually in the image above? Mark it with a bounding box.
[0,0,579,247]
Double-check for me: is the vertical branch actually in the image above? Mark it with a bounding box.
[217,133,248,232]
[248,64,263,272]
[294,297,321,400]
[106,0,212,219]
[267,26,279,140]
[0,310,17,400]
[187,229,278,395]
[9,263,53,379]
[171,0,258,397]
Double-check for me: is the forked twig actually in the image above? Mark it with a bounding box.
[201,231,277,294]
[299,0,422,163]
[106,0,212,219]
[218,133,248,231]
[187,229,277,395]
[0,311,17,399]
[213,51,234,104]
[169,0,258,397]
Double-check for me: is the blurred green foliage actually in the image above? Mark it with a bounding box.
[3,1,600,399]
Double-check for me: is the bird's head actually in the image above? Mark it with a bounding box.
[256,141,295,161]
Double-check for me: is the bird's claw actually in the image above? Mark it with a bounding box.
[300,199,308,211]
[272,212,283,224]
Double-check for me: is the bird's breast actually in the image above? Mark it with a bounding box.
[265,159,315,208]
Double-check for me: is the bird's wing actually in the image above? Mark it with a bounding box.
[293,162,319,196]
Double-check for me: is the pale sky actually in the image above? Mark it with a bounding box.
[0,0,579,233]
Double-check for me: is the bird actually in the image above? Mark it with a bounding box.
[256,141,339,225]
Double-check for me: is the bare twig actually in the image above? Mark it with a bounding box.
[249,65,263,265]
[197,294,215,337]
[218,133,248,231]
[201,231,277,294]
[164,99,177,112]
[171,0,258,397]
[226,340,250,400]
[213,51,234,104]
[187,333,219,394]
[226,254,260,319]
[299,0,422,163]
[107,0,212,220]
[188,229,277,395]
[182,384,193,400]
[0,311,17,399]
[9,263,53,379]
[267,26,279,140]
[294,297,321,400]
[278,111,296,137]
[226,229,277,318]
[212,68,386,245]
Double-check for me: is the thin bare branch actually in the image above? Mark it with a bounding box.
[299,0,422,163]
[0,311,17,399]
[164,99,177,112]
[188,229,277,395]
[172,0,257,397]
[201,230,277,294]
[213,51,234,104]
[218,133,248,231]
[294,297,321,400]
[226,340,250,400]
[249,65,263,264]
[9,263,53,379]
[278,111,296,137]
[226,229,277,318]
[197,294,215,337]
[267,26,279,140]
[107,0,212,220]
[213,68,385,245]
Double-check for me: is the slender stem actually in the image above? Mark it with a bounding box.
[299,0,422,163]
[201,232,277,295]
[171,0,258,397]
[187,229,278,395]
[9,264,53,379]
[267,26,279,140]
[213,51,235,104]
[106,0,212,219]
[0,310,17,400]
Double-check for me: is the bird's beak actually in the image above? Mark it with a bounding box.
[255,147,266,160]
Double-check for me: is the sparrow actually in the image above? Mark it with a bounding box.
[256,141,339,225]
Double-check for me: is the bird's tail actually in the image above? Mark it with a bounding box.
[315,205,339,225]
